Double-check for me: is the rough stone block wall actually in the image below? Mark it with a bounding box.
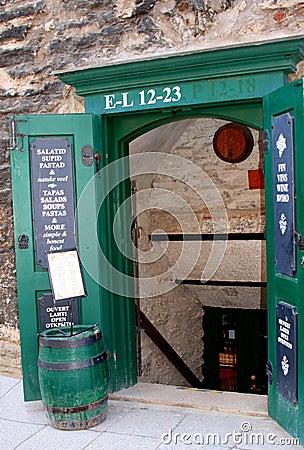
[0,0,304,378]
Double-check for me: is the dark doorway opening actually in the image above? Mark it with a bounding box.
[202,307,267,394]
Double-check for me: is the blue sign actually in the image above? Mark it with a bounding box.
[272,113,296,276]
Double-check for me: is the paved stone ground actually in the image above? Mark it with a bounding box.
[0,340,21,379]
[0,377,303,450]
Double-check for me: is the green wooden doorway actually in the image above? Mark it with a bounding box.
[10,37,304,443]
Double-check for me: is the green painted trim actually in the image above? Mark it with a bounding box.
[57,37,304,96]
[104,103,264,147]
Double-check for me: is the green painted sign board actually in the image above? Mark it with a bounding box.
[87,73,284,114]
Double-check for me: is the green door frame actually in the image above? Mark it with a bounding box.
[10,35,304,441]
[58,37,304,442]
[56,34,304,390]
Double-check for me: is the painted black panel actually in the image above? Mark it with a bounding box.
[38,293,79,332]
[276,301,298,404]
[272,113,296,276]
[30,138,76,268]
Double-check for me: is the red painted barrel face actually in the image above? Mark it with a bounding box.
[213,123,254,163]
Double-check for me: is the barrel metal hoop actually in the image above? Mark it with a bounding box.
[47,409,107,430]
[46,395,108,414]
[39,331,101,349]
[38,350,107,371]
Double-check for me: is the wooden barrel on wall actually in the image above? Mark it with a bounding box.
[38,324,108,430]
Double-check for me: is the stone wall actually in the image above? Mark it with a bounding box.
[0,0,304,377]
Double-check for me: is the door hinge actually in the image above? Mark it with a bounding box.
[266,361,273,385]
[94,152,102,173]
[263,129,269,155]
[7,118,26,151]
[294,230,304,250]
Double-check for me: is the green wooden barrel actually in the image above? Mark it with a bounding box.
[38,324,108,430]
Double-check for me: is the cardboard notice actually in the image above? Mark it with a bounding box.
[46,250,86,301]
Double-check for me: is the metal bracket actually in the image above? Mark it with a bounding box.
[294,231,304,250]
[81,146,102,172]
[18,234,29,249]
[7,118,26,151]
[81,145,94,166]
[266,361,273,385]
[263,129,269,155]
[94,152,102,173]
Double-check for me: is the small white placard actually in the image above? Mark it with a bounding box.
[228,329,235,340]
[46,250,86,301]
